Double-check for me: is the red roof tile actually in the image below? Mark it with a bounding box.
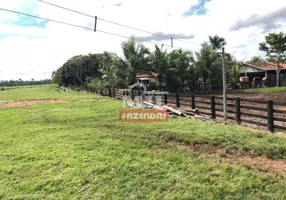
[241,62,286,71]
[136,73,158,78]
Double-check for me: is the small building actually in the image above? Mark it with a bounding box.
[136,73,158,86]
[239,62,286,87]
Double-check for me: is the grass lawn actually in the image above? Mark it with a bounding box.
[0,85,102,101]
[234,86,286,93]
[1,86,286,199]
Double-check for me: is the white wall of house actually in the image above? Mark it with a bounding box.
[239,65,265,74]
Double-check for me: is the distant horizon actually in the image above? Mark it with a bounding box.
[0,78,51,82]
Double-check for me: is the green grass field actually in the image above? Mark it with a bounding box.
[1,86,286,199]
[0,85,101,101]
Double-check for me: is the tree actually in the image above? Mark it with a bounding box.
[87,78,104,93]
[0,79,50,87]
[249,56,264,62]
[209,35,227,50]
[167,49,194,88]
[52,54,102,88]
[259,32,286,87]
[194,36,228,89]
[195,43,222,86]
[119,37,150,84]
[150,44,169,89]
[99,51,118,88]
[229,65,240,83]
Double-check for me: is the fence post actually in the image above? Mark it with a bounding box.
[191,94,195,109]
[235,97,241,123]
[112,88,116,98]
[267,100,274,132]
[153,94,157,105]
[108,88,112,97]
[211,96,216,119]
[176,92,180,107]
[164,93,168,105]
[131,89,135,101]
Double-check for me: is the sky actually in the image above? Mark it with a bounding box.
[0,0,285,81]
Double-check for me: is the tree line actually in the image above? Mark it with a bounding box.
[52,35,238,91]
[52,32,286,91]
[0,79,51,87]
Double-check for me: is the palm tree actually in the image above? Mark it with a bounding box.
[150,44,169,89]
[229,65,240,83]
[170,49,194,85]
[166,49,194,91]
[209,35,227,50]
[99,51,118,88]
[195,43,222,86]
[119,37,150,84]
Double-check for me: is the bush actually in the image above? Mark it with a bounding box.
[116,79,128,89]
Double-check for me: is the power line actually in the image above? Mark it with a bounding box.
[37,0,202,47]
[0,7,205,53]
[0,7,225,55]
[0,8,161,45]
[1,7,230,76]
[0,8,93,31]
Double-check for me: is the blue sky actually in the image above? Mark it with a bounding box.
[184,0,212,16]
[2,1,48,31]
[114,3,123,7]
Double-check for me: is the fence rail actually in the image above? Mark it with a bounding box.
[174,93,285,133]
[99,88,286,133]
[154,92,285,133]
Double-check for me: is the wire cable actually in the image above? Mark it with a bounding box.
[0,7,224,55]
[38,0,202,46]
[0,8,164,46]
[0,8,93,31]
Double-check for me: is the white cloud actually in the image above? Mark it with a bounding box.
[0,0,285,80]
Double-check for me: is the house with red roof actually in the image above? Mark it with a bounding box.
[239,62,286,87]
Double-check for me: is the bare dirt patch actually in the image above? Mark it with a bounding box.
[192,91,286,102]
[0,99,100,107]
[0,99,69,107]
[228,91,286,102]
[170,141,286,175]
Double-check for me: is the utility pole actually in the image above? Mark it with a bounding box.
[222,47,227,121]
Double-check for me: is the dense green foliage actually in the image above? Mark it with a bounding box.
[51,54,102,89]
[249,56,264,62]
[229,65,240,83]
[259,32,286,87]
[259,32,286,64]
[52,35,239,90]
[50,32,286,90]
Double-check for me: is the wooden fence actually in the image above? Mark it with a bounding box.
[99,88,286,133]
[155,93,286,133]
